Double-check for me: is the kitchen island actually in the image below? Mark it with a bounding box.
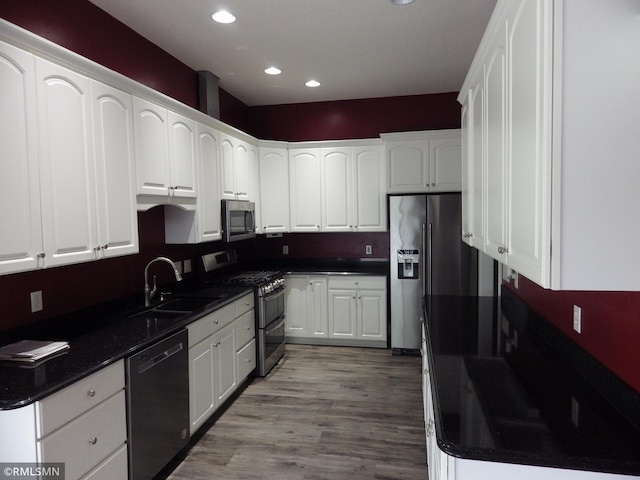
[422,289,640,479]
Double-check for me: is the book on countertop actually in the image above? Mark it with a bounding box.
[0,340,69,363]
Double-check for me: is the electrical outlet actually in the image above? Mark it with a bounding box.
[283,245,289,255]
[30,291,43,313]
[183,259,192,274]
[365,245,372,255]
[573,305,582,334]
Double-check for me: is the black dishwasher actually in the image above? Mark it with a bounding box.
[126,329,189,480]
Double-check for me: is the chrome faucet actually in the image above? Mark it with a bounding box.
[144,256,183,306]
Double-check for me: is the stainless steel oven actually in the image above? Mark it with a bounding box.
[257,283,286,376]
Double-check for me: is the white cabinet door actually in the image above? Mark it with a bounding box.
[133,97,170,197]
[234,141,251,201]
[167,110,197,198]
[36,58,98,267]
[430,134,462,192]
[196,123,222,241]
[307,276,328,337]
[353,145,386,232]
[188,338,214,434]
[91,81,138,259]
[386,140,428,193]
[469,76,486,250]
[285,275,328,339]
[321,147,353,232]
[219,133,236,200]
[0,41,42,274]
[504,0,552,285]
[289,148,321,232]
[328,289,357,339]
[484,26,508,263]
[285,276,309,337]
[259,146,290,233]
[212,323,237,406]
[358,289,386,341]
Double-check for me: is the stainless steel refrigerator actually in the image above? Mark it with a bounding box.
[390,194,477,353]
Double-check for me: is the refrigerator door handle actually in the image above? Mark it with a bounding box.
[427,223,433,296]
[421,223,426,295]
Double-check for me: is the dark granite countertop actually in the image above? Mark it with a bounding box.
[423,289,640,476]
[0,286,253,410]
[273,258,389,276]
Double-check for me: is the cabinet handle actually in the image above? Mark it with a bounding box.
[245,358,252,363]
[214,320,219,325]
[88,437,97,445]
[246,326,251,330]
[86,389,96,397]
[37,252,46,259]
[213,341,220,347]
[424,368,429,375]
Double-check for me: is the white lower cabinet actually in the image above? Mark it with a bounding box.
[328,276,386,346]
[286,275,386,347]
[187,293,255,434]
[0,361,127,480]
[285,275,328,339]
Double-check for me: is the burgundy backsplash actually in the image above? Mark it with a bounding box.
[503,277,640,394]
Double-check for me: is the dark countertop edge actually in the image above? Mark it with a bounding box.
[279,258,389,276]
[423,292,640,476]
[0,287,253,411]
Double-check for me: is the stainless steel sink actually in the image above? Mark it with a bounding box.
[129,296,224,319]
[154,297,222,313]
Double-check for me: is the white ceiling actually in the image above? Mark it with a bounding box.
[89,0,497,107]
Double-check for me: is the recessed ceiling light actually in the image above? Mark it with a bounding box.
[305,80,321,88]
[212,10,236,24]
[391,0,415,4]
[264,67,282,75]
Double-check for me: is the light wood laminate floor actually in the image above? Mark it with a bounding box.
[164,344,427,480]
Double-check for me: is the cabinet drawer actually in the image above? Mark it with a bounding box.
[38,390,126,480]
[328,276,386,290]
[188,302,235,346]
[36,360,124,439]
[235,310,255,349]
[237,339,256,381]
[235,292,254,318]
[84,443,127,480]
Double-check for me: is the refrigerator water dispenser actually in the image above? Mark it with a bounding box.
[397,249,420,279]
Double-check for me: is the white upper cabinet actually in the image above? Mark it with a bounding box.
[91,81,139,258]
[383,130,462,193]
[353,145,386,232]
[321,147,353,232]
[259,143,290,233]
[134,97,197,207]
[219,132,257,201]
[320,143,386,233]
[165,122,222,244]
[36,58,98,268]
[289,147,322,232]
[459,0,639,290]
[0,42,137,275]
[0,41,42,275]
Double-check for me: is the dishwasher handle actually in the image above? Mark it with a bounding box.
[138,341,184,375]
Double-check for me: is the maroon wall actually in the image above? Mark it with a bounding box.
[249,93,461,141]
[503,277,640,394]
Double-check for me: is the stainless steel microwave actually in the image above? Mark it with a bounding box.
[222,200,256,242]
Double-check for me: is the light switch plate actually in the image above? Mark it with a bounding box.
[30,291,43,313]
[573,305,582,334]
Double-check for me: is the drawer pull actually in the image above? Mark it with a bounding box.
[88,437,98,445]
[86,389,96,397]
[245,358,252,363]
